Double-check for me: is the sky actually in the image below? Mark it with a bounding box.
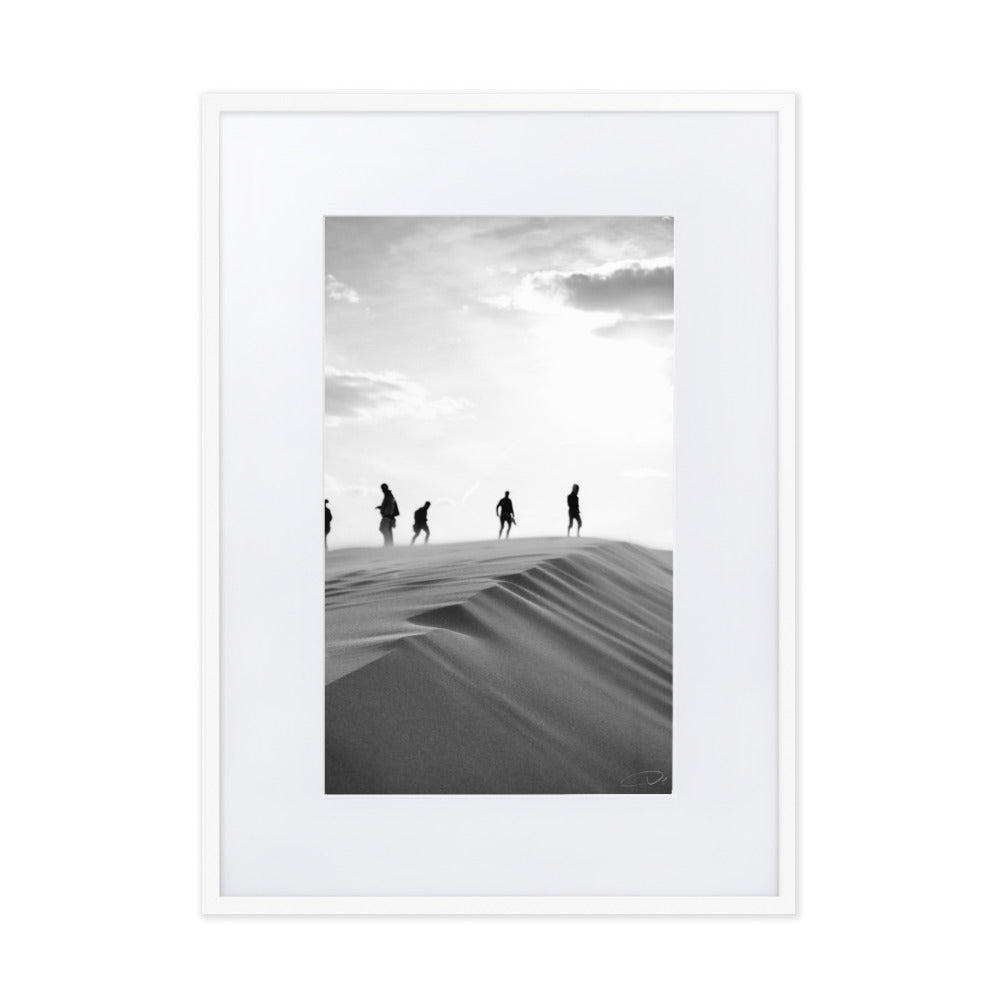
[325,217,674,549]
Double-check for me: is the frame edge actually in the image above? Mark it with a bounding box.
[200,93,798,916]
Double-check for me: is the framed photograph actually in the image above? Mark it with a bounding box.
[202,93,795,914]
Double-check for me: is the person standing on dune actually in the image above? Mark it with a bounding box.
[567,483,582,537]
[411,501,431,545]
[376,483,399,546]
[496,490,515,539]
[325,499,332,550]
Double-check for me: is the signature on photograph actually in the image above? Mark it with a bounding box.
[620,770,670,788]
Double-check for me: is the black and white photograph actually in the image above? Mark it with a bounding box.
[324,217,674,794]
[14,0,1000,982]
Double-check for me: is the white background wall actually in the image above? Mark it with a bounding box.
[2,3,997,998]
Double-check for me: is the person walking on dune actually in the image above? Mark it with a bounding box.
[496,490,516,539]
[567,483,582,538]
[325,499,332,550]
[375,483,399,546]
[411,501,431,545]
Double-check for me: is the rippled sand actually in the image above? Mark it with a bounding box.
[325,538,672,794]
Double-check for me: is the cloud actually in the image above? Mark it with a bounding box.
[326,274,360,303]
[479,294,514,309]
[561,260,673,314]
[481,256,673,320]
[594,317,674,340]
[325,367,470,425]
[621,467,672,479]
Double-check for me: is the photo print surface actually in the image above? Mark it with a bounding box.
[324,217,673,794]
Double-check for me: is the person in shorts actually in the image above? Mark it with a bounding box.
[496,490,515,539]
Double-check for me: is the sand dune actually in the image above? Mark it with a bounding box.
[325,538,672,794]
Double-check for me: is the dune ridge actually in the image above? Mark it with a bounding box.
[325,538,672,794]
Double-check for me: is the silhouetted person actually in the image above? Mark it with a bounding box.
[567,483,582,537]
[496,490,515,539]
[325,499,332,550]
[375,483,399,546]
[411,501,431,545]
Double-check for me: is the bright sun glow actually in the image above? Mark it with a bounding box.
[325,217,674,549]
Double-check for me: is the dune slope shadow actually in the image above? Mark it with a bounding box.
[325,541,672,794]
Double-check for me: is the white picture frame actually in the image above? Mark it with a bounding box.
[202,92,796,915]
